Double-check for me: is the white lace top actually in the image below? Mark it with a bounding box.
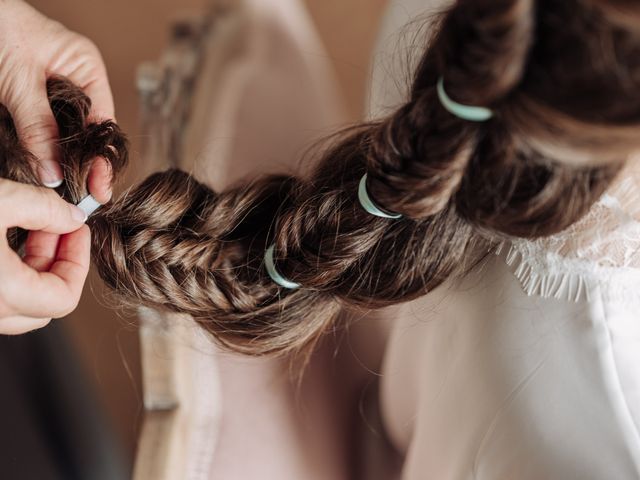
[503,175,640,305]
[369,1,640,479]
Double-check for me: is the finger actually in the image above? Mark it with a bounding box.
[23,230,60,272]
[86,156,112,204]
[0,315,51,335]
[0,226,90,318]
[4,74,62,186]
[48,225,91,301]
[82,72,116,122]
[61,40,115,122]
[0,179,86,232]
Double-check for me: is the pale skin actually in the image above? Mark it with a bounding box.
[0,0,115,333]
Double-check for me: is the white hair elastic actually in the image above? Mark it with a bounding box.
[264,244,301,290]
[437,77,494,122]
[358,174,403,219]
[76,194,102,218]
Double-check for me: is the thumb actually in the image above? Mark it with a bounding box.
[5,74,62,187]
[0,180,86,233]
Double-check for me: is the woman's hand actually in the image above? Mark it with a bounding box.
[0,179,90,335]
[0,0,115,203]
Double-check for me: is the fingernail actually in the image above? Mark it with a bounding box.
[43,178,64,188]
[39,165,63,188]
[71,205,88,224]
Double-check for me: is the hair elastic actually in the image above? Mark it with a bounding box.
[437,77,493,122]
[358,174,403,219]
[264,244,301,290]
[76,194,102,218]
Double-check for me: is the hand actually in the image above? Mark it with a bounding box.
[0,0,115,203]
[0,179,89,335]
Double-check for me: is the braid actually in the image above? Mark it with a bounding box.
[4,0,640,355]
[92,170,334,355]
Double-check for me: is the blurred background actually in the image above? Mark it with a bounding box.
[8,0,389,477]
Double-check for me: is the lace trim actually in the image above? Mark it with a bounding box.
[495,176,640,305]
[497,242,640,304]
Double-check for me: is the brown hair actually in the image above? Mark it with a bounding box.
[4,0,640,356]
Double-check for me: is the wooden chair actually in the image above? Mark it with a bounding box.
[132,1,348,478]
[133,3,242,478]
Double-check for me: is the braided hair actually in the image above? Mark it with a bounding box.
[4,0,640,355]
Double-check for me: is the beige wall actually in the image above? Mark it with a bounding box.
[306,0,388,119]
[29,0,388,467]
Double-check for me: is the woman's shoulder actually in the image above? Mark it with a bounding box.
[378,172,640,477]
[380,251,640,479]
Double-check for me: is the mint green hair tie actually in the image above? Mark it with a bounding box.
[437,77,493,122]
[264,244,301,289]
[358,174,403,220]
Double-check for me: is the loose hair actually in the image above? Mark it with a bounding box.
[3,0,639,356]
